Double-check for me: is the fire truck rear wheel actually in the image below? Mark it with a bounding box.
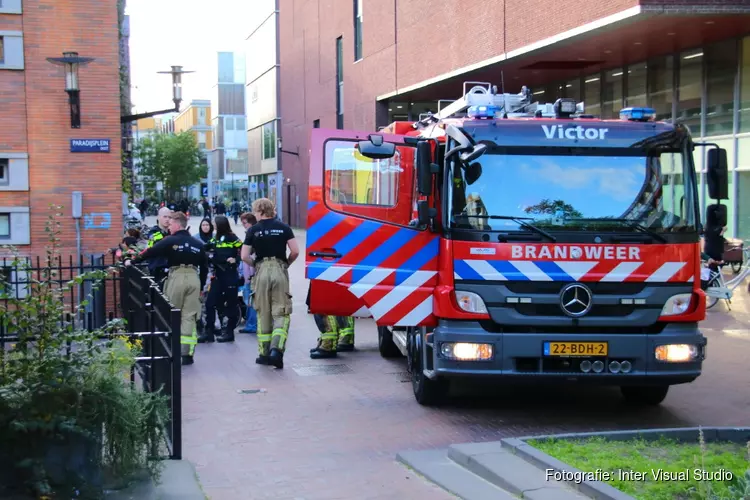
[378,326,402,358]
[620,385,669,406]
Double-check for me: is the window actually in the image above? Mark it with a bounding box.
[626,63,648,108]
[602,68,623,119]
[225,117,235,131]
[704,40,737,136]
[648,55,674,122]
[336,37,344,129]
[0,36,4,64]
[354,0,363,61]
[741,37,750,133]
[236,116,246,131]
[564,78,581,102]
[325,140,400,207]
[313,119,320,128]
[0,159,7,185]
[0,213,9,238]
[262,121,276,160]
[583,74,601,117]
[678,49,703,136]
[198,132,207,150]
[198,107,207,125]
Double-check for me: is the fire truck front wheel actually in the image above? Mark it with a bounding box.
[620,385,670,406]
[409,328,449,406]
[378,326,403,358]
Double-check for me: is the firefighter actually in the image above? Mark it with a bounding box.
[309,314,355,359]
[145,206,173,286]
[240,198,299,369]
[126,211,208,365]
[199,215,243,343]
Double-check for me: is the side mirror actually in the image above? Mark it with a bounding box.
[416,141,437,196]
[459,143,488,164]
[706,203,727,229]
[706,148,728,200]
[417,199,436,227]
[357,134,396,160]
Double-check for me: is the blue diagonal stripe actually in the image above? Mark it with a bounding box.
[352,228,416,284]
[325,220,381,259]
[488,261,528,281]
[308,201,318,211]
[453,260,484,281]
[534,261,574,282]
[307,261,332,280]
[395,238,439,285]
[307,212,344,247]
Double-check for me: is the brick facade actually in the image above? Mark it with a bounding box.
[0,0,123,258]
[279,0,643,227]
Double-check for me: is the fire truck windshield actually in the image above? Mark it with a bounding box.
[448,147,697,234]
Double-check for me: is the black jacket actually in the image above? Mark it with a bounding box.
[134,230,208,278]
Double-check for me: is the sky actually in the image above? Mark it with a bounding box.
[125,0,255,113]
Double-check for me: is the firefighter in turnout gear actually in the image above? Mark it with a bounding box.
[309,314,356,359]
[145,206,173,286]
[127,211,208,365]
[241,198,299,369]
[198,215,243,343]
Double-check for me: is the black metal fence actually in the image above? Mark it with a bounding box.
[0,254,182,460]
[119,264,182,460]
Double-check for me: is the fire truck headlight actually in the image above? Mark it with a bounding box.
[660,293,692,316]
[655,344,699,362]
[441,342,494,361]
[455,291,488,314]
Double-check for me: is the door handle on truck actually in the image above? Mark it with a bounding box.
[309,251,342,258]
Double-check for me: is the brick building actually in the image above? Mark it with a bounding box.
[0,0,123,258]
[279,0,750,235]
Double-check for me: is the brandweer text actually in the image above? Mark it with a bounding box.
[511,245,641,260]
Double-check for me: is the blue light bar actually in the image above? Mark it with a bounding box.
[468,105,499,119]
[619,107,655,122]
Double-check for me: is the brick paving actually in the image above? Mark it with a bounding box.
[155,217,750,499]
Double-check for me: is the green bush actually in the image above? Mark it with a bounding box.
[0,207,170,498]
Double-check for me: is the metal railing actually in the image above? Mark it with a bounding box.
[120,264,182,460]
[0,254,182,460]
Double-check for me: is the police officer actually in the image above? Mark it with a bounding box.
[145,207,173,286]
[309,315,356,359]
[241,198,299,369]
[199,215,243,343]
[127,211,208,366]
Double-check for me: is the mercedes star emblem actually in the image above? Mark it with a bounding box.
[559,283,593,317]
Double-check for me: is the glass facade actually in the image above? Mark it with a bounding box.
[535,35,750,240]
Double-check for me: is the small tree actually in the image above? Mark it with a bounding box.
[524,199,583,218]
[134,132,206,198]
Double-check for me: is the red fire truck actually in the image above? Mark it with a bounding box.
[305,81,729,406]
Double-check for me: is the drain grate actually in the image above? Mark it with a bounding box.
[292,364,353,376]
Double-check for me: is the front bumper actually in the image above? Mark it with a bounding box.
[428,320,706,385]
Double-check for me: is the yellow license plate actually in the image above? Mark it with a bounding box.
[544,342,608,357]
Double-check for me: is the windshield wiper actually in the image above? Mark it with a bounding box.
[568,218,667,243]
[455,214,557,242]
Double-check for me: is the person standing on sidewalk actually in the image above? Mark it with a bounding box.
[199,215,243,343]
[238,212,258,334]
[145,207,173,287]
[126,211,207,365]
[241,198,299,369]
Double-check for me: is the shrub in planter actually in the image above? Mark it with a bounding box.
[0,208,170,499]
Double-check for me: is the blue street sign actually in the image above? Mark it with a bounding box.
[70,139,110,153]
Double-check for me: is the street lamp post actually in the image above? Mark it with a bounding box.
[120,66,194,124]
[46,52,96,129]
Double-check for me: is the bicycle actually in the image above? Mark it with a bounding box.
[703,245,750,310]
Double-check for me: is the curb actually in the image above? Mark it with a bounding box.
[500,426,750,500]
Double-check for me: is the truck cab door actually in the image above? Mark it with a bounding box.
[305,128,439,327]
